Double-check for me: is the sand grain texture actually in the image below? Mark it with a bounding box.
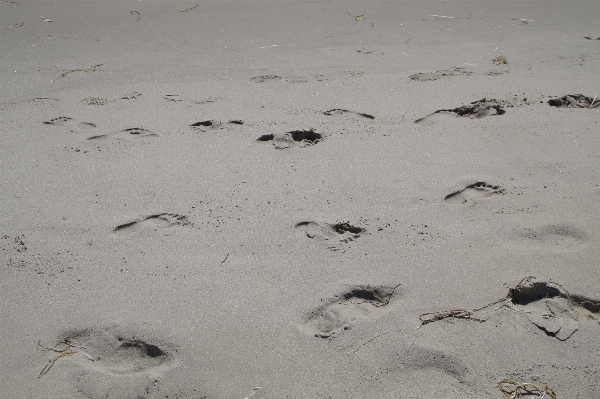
[1,0,599,398]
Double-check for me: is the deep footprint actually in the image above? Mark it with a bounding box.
[44,117,96,129]
[509,277,599,340]
[444,182,504,204]
[323,109,375,120]
[302,284,400,340]
[548,94,599,108]
[295,220,365,245]
[114,214,192,234]
[257,130,322,149]
[415,99,506,124]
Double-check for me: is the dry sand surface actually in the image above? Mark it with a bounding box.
[1,0,600,398]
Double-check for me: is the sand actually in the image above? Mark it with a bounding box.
[1,1,599,398]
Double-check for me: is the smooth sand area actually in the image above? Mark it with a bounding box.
[1,1,599,398]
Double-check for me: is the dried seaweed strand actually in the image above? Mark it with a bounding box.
[498,379,557,399]
[37,338,94,378]
[57,64,103,80]
[181,5,198,12]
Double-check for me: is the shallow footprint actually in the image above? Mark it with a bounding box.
[257,130,322,149]
[301,284,400,340]
[295,220,365,247]
[444,182,504,204]
[359,344,472,396]
[44,326,177,376]
[44,117,96,129]
[114,213,192,235]
[87,127,157,141]
[507,224,588,250]
[323,108,375,120]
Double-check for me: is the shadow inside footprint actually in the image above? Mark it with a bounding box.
[295,220,365,246]
[53,326,177,375]
[257,130,322,149]
[302,284,400,340]
[114,214,192,234]
[509,278,599,340]
[323,109,375,120]
[190,120,242,131]
[191,120,214,128]
[44,117,96,129]
[548,94,599,108]
[444,182,504,204]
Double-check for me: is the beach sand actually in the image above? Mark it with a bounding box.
[1,1,599,398]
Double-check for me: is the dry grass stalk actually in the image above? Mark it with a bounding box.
[181,5,198,12]
[414,277,546,330]
[498,379,557,399]
[57,64,103,80]
[37,338,94,378]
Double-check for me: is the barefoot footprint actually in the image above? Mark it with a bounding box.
[44,117,96,129]
[444,182,504,204]
[87,128,157,141]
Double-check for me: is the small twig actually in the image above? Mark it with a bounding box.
[40,16,52,22]
[589,95,597,108]
[221,253,229,264]
[181,5,198,12]
[130,10,141,21]
[415,297,506,330]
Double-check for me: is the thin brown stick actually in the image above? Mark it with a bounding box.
[181,5,198,12]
